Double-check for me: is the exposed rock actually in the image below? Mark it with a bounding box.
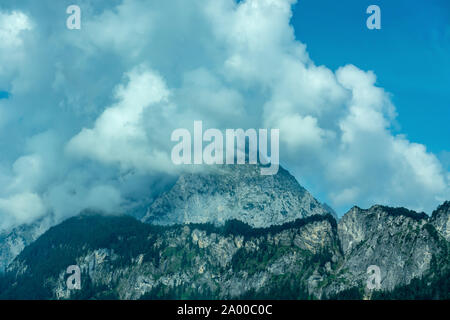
[3,214,340,299]
[431,201,450,241]
[142,164,328,228]
[2,202,449,300]
[0,159,448,300]
[0,215,53,273]
[334,205,443,292]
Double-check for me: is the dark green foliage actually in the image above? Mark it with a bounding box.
[231,245,294,274]
[0,273,51,299]
[0,213,161,299]
[188,213,337,240]
[0,212,337,300]
[70,276,119,300]
[378,206,428,221]
[237,274,311,300]
[138,273,312,300]
[372,253,450,300]
[431,201,450,219]
[19,213,155,276]
[423,223,441,243]
[371,271,450,300]
[1,210,447,300]
[323,286,364,300]
[310,249,333,268]
[139,283,216,300]
[327,248,450,300]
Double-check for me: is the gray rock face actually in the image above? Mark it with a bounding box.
[45,217,340,300]
[3,202,450,299]
[142,164,328,228]
[1,156,448,299]
[431,201,450,241]
[0,216,53,273]
[334,205,445,293]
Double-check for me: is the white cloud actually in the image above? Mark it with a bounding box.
[0,10,31,48]
[0,10,32,91]
[67,66,174,173]
[9,154,44,193]
[0,192,45,230]
[275,114,329,150]
[320,65,448,211]
[0,0,448,231]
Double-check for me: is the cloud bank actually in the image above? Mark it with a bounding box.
[0,0,448,230]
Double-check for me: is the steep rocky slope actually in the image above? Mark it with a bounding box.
[431,201,450,241]
[0,163,328,277]
[0,164,448,300]
[1,213,340,299]
[1,203,448,300]
[329,205,448,295]
[142,164,328,228]
[0,216,53,273]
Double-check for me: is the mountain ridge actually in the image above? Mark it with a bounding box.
[142,164,329,228]
[1,201,448,300]
[0,164,448,299]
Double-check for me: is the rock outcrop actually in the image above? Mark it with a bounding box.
[0,216,53,273]
[333,205,445,294]
[1,202,448,300]
[142,164,328,228]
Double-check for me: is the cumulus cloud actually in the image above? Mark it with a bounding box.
[0,10,32,93]
[67,66,173,173]
[0,10,32,48]
[0,0,448,231]
[0,192,45,230]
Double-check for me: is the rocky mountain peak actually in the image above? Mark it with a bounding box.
[0,215,53,273]
[142,163,328,228]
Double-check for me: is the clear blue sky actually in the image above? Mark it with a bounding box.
[291,0,450,166]
[0,91,10,99]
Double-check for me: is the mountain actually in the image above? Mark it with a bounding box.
[142,164,328,228]
[1,202,448,300]
[431,201,450,241]
[0,164,448,300]
[0,216,53,273]
[0,163,325,276]
[331,205,449,296]
[0,213,340,299]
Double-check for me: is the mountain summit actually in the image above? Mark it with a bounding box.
[142,164,329,228]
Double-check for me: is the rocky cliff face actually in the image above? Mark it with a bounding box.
[62,218,339,300]
[1,203,448,300]
[0,165,448,299]
[142,164,328,228]
[0,216,53,273]
[431,201,450,241]
[332,205,447,294]
[2,214,341,300]
[0,164,327,277]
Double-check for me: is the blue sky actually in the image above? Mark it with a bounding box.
[292,0,450,164]
[0,91,10,99]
